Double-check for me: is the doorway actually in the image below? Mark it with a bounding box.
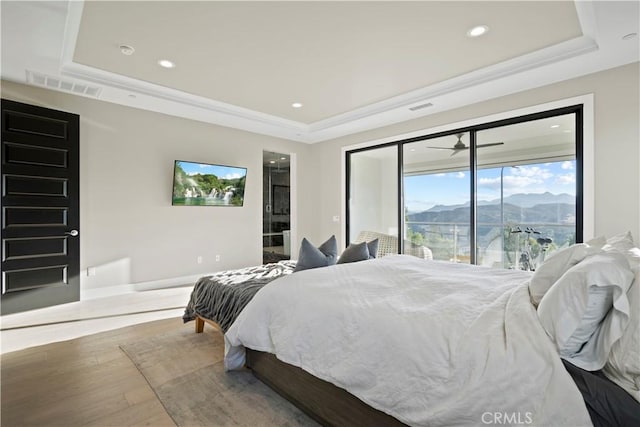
[263,151,291,264]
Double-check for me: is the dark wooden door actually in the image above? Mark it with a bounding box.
[1,99,80,314]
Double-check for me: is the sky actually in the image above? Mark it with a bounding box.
[177,161,246,180]
[404,160,576,213]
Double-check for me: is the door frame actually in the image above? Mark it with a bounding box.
[342,95,594,256]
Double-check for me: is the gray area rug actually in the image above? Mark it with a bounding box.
[120,322,318,427]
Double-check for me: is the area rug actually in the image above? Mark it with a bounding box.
[120,321,318,426]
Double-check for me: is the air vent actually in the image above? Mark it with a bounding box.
[408,102,434,112]
[26,71,102,98]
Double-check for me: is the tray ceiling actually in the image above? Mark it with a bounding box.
[1,1,639,143]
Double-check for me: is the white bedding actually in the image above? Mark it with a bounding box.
[224,255,592,426]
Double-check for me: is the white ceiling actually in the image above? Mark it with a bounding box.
[1,1,639,143]
[402,113,576,173]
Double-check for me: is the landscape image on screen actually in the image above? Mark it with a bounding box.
[172,160,247,206]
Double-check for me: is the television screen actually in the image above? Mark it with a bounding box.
[172,160,247,206]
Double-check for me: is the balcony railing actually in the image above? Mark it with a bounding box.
[405,220,575,269]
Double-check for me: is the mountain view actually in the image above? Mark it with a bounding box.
[406,192,576,264]
[422,192,576,213]
[408,192,575,225]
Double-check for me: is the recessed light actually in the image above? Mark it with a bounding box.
[467,25,489,38]
[280,157,286,160]
[291,102,303,108]
[158,59,175,69]
[550,124,560,129]
[622,33,638,40]
[269,160,276,164]
[119,44,135,55]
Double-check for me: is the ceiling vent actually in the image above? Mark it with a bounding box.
[26,70,102,98]
[408,102,434,112]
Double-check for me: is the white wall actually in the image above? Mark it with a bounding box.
[2,62,638,295]
[310,63,640,250]
[1,81,315,295]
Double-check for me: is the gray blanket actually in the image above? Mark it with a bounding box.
[183,261,296,332]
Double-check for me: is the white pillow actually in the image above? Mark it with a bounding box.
[605,239,640,270]
[626,247,640,269]
[529,237,605,306]
[603,265,640,402]
[561,286,614,354]
[604,231,636,253]
[537,251,634,371]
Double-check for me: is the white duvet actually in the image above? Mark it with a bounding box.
[224,255,592,426]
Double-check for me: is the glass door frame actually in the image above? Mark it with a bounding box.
[345,104,584,264]
[345,142,405,254]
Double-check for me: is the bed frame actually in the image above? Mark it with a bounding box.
[194,315,211,333]
[195,315,407,427]
[246,348,407,427]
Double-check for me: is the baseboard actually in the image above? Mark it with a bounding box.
[81,272,203,300]
[132,274,203,291]
[81,284,136,300]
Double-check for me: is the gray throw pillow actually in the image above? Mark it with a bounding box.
[367,239,379,259]
[337,241,370,264]
[294,235,338,272]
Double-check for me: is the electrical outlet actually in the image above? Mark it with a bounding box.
[197,256,203,264]
[87,267,96,277]
[215,254,221,262]
[332,215,340,222]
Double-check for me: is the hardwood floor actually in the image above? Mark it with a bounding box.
[1,287,193,354]
[1,317,184,426]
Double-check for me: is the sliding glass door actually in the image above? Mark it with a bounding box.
[347,145,398,248]
[403,133,471,263]
[476,113,577,268]
[346,106,582,270]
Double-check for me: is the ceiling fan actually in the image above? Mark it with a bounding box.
[426,133,504,156]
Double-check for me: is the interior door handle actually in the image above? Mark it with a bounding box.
[65,230,79,237]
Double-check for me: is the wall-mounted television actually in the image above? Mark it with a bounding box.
[172,160,247,206]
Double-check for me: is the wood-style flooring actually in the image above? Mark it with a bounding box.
[1,318,182,427]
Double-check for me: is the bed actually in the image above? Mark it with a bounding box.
[185,236,640,427]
